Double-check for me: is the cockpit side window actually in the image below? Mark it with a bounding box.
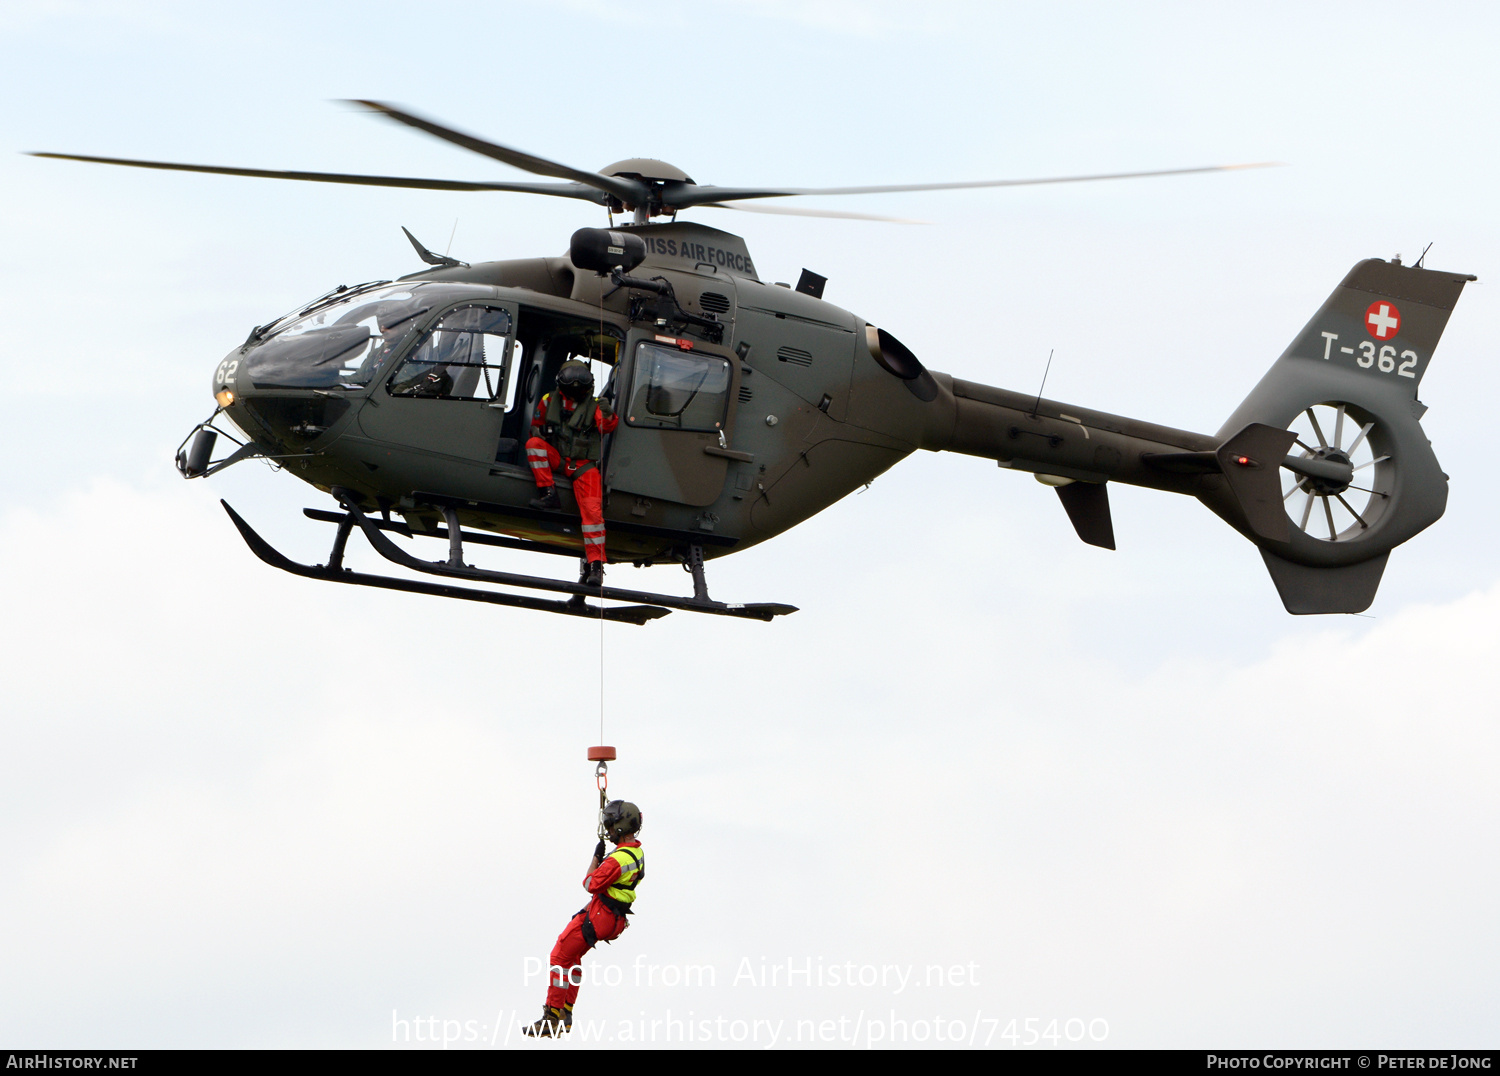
[623,341,731,432]
[387,306,516,403]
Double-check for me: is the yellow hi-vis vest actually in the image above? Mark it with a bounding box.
[605,846,644,907]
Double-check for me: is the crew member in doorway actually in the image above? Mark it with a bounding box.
[526,359,618,588]
[523,801,645,1038]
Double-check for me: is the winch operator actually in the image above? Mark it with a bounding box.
[523,800,644,1038]
[525,358,618,588]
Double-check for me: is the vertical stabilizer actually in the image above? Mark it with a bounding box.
[1210,258,1473,613]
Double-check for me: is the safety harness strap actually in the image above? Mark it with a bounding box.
[601,847,643,917]
[612,848,644,890]
[575,907,597,948]
[543,391,602,462]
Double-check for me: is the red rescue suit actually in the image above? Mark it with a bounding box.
[526,393,619,565]
[545,840,644,1010]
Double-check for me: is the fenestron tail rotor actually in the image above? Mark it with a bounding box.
[1280,402,1393,543]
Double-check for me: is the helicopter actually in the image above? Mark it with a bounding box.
[33,101,1475,623]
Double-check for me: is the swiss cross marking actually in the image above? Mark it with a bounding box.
[1365,300,1401,339]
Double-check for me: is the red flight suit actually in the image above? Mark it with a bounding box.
[545,839,643,1011]
[525,393,619,565]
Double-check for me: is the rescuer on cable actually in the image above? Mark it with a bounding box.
[523,800,644,1038]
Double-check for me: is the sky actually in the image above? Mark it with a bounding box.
[1,0,1497,1051]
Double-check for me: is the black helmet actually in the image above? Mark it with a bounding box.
[556,360,594,402]
[602,800,642,841]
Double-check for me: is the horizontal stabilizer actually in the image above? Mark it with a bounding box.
[1055,481,1115,550]
[1260,548,1388,614]
[1217,423,1298,542]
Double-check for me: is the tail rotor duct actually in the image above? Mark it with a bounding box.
[1280,402,1394,544]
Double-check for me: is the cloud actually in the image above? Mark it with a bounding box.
[0,481,1495,1046]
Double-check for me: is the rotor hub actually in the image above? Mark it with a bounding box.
[1280,402,1391,544]
[599,159,695,219]
[1303,446,1353,496]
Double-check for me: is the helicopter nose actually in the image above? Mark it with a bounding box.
[229,393,354,450]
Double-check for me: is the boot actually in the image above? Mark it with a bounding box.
[581,560,604,589]
[530,487,561,511]
[521,1006,567,1038]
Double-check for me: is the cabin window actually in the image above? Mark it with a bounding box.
[624,341,731,432]
[387,306,515,403]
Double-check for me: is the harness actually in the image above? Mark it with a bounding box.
[602,846,644,915]
[577,846,644,948]
[542,391,602,474]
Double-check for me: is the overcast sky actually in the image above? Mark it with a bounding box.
[2,0,1497,1050]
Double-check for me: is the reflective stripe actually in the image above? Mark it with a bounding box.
[605,846,644,905]
[581,524,605,533]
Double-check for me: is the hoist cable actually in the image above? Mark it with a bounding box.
[597,278,608,748]
[591,277,611,847]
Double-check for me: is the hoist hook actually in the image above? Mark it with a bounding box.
[589,745,616,841]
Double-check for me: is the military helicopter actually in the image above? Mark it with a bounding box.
[34,102,1475,623]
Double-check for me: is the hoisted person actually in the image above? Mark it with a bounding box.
[523,800,645,1038]
[526,359,618,588]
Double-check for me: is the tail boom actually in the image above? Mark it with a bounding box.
[917,257,1473,613]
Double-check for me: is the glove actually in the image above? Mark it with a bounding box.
[594,840,607,860]
[597,398,615,420]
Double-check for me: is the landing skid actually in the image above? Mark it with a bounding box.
[220,500,798,625]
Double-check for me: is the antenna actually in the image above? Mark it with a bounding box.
[1031,349,1054,416]
[1416,242,1434,269]
[401,226,467,269]
[445,218,459,257]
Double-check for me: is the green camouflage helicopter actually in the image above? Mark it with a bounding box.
[33,102,1475,623]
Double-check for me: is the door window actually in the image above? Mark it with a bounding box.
[387,306,515,403]
[624,341,731,432]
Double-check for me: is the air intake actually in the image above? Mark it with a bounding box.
[700,291,731,315]
[777,346,813,368]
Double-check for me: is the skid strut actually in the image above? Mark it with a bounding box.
[323,495,797,621]
[220,499,798,624]
[221,501,670,625]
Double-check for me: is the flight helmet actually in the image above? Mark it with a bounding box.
[556,360,594,403]
[602,800,642,841]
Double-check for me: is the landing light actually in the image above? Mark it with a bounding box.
[215,389,236,409]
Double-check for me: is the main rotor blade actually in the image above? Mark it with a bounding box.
[699,201,928,224]
[667,162,1282,208]
[27,152,609,201]
[348,99,646,205]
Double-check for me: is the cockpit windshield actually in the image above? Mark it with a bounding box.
[243,283,434,389]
